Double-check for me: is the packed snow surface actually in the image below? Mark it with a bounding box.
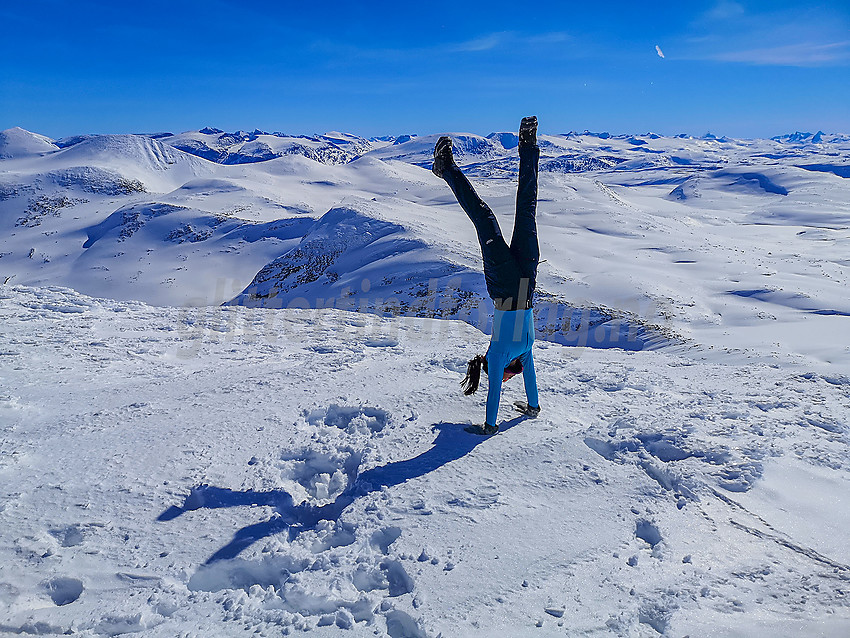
[1,126,849,636]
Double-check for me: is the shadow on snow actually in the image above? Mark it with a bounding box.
[158,417,526,564]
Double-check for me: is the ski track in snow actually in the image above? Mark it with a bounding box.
[1,286,849,636]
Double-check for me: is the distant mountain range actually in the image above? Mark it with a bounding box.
[4,125,848,167]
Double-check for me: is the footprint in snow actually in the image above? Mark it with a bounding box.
[635,519,663,550]
[446,484,500,509]
[48,524,85,547]
[364,336,399,348]
[307,344,338,354]
[304,404,389,434]
[370,527,402,555]
[44,577,84,606]
[277,446,363,505]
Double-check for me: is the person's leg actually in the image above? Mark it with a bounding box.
[485,348,510,427]
[436,138,517,302]
[509,117,540,269]
[444,164,520,302]
[442,165,508,255]
[436,137,509,255]
[517,348,539,409]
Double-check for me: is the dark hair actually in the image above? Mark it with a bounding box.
[506,357,523,375]
[461,354,488,395]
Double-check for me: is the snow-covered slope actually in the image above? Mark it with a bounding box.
[227,200,667,351]
[1,133,370,305]
[1,285,848,637]
[2,126,849,366]
[1,124,850,636]
[0,127,60,159]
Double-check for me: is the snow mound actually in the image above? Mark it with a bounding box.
[614,154,675,171]
[38,134,215,193]
[449,134,500,158]
[715,170,789,196]
[83,202,190,247]
[318,132,374,156]
[71,200,314,304]
[223,139,279,164]
[230,205,468,309]
[164,137,227,163]
[542,154,625,173]
[82,201,313,250]
[0,127,59,158]
[368,133,504,167]
[56,134,179,172]
[669,176,701,200]
[169,178,246,194]
[230,205,671,351]
[229,138,351,166]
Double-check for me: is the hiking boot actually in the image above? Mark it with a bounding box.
[464,422,499,435]
[432,136,456,179]
[519,116,538,147]
[514,401,541,417]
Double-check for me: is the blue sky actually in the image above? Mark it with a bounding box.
[1,1,848,138]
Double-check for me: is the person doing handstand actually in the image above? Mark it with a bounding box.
[432,116,541,435]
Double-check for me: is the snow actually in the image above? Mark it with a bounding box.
[0,127,60,159]
[157,130,366,166]
[1,125,849,636]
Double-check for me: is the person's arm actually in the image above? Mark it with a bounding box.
[485,349,509,426]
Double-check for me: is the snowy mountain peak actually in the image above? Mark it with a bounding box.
[56,134,179,172]
[0,126,59,158]
[771,131,831,144]
[392,134,417,145]
[486,132,519,149]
